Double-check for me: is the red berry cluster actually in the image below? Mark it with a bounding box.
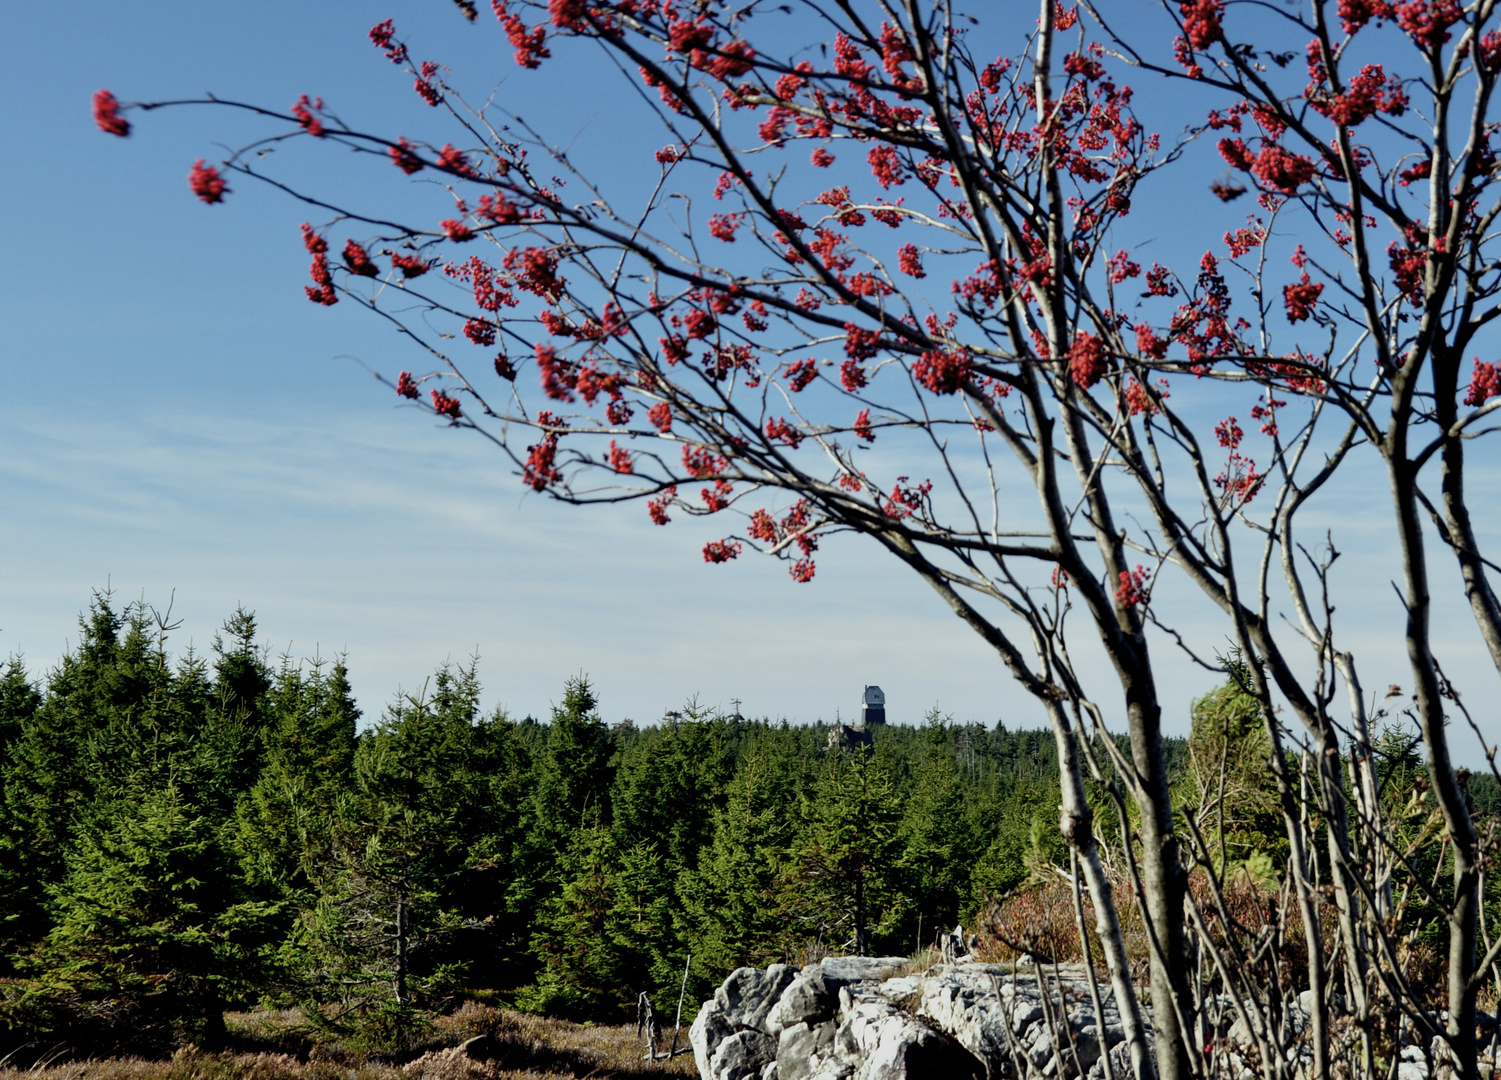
[188,159,229,204]
[914,348,972,394]
[1464,359,1501,407]
[389,138,425,174]
[301,224,337,305]
[387,251,432,278]
[291,94,325,137]
[608,439,634,474]
[1115,564,1151,608]
[92,90,130,137]
[647,486,676,525]
[701,538,742,563]
[343,240,379,278]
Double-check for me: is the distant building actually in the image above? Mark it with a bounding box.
[861,685,886,726]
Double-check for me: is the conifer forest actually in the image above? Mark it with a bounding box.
[0,595,1494,1066]
[0,595,1089,1056]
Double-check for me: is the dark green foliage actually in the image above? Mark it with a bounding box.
[529,678,613,856]
[208,611,274,805]
[4,598,143,949]
[3,590,1214,1059]
[677,726,808,983]
[236,657,359,895]
[898,712,975,932]
[296,663,499,1050]
[0,659,40,763]
[0,658,43,969]
[1470,771,1501,820]
[784,746,905,955]
[610,709,734,873]
[33,781,260,1054]
[519,828,675,1019]
[7,599,275,1054]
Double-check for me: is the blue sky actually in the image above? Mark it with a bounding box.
[3,2,1498,751]
[1,0,1023,728]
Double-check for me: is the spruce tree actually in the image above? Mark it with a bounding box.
[0,659,38,763]
[3,596,135,948]
[0,659,42,970]
[786,745,905,956]
[236,656,360,895]
[1175,666,1284,879]
[298,663,489,1049]
[462,707,536,995]
[610,709,733,874]
[204,610,273,810]
[38,781,250,1052]
[967,774,1065,906]
[521,828,631,1018]
[26,604,268,1053]
[678,727,806,976]
[899,711,976,941]
[529,678,613,860]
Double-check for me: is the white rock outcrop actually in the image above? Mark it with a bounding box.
[689,958,1140,1080]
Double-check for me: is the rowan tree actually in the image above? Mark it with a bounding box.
[99,0,1501,1076]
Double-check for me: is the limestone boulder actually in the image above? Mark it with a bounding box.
[833,997,985,1080]
[710,1030,777,1080]
[917,974,1014,1063]
[767,971,839,1035]
[693,998,734,1080]
[809,957,908,984]
[776,1020,838,1080]
[718,964,799,1032]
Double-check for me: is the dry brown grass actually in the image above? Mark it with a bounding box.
[1,1004,697,1080]
[418,1003,698,1079]
[0,1052,398,1080]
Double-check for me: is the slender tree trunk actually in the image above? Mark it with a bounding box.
[1048,701,1156,1080]
[1392,453,1479,1080]
[1270,729,1330,1080]
[855,872,867,956]
[1336,655,1382,1079]
[1124,691,1193,1080]
[1440,433,1501,674]
[395,894,409,1007]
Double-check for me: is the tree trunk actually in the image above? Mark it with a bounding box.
[395,894,409,1007]
[1127,693,1193,1080]
[1392,451,1479,1080]
[1050,701,1156,1080]
[855,872,867,955]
